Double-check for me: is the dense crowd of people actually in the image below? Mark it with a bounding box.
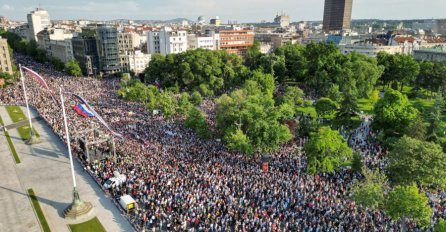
[1,53,445,231]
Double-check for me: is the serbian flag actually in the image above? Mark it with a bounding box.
[72,93,123,139]
[73,104,95,118]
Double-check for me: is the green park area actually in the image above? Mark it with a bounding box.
[69,217,106,232]
[5,105,40,140]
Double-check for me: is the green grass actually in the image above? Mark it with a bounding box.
[5,105,39,140]
[28,189,51,232]
[69,217,106,232]
[5,131,20,164]
[0,115,20,164]
[5,106,27,123]
[357,98,375,116]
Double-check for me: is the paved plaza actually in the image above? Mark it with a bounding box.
[0,106,134,232]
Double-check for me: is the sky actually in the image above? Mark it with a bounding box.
[0,0,445,22]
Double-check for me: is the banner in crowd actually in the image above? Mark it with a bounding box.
[20,66,58,103]
[73,104,95,118]
[72,93,123,138]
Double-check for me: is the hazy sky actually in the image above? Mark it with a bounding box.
[1,0,445,22]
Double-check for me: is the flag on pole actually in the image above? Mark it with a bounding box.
[73,104,95,118]
[72,93,123,138]
[20,66,58,103]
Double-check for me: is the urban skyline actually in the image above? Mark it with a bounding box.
[1,0,446,22]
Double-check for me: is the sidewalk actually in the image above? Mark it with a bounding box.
[0,106,134,232]
[0,108,40,232]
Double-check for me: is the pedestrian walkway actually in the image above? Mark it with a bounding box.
[0,106,134,232]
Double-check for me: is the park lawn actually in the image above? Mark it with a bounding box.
[357,98,374,116]
[5,105,28,123]
[69,217,106,232]
[17,125,40,140]
[5,105,40,140]
[28,189,51,232]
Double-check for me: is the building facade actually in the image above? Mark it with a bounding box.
[0,37,13,75]
[118,32,141,55]
[49,39,73,63]
[414,46,446,62]
[147,27,188,55]
[96,25,121,75]
[322,0,353,32]
[72,36,100,76]
[187,33,220,50]
[27,8,51,41]
[219,30,255,56]
[128,51,151,74]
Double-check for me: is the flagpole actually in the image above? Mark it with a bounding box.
[60,88,77,189]
[19,64,35,142]
[60,88,93,219]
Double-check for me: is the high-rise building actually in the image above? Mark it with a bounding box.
[0,36,13,75]
[96,25,121,75]
[322,0,353,32]
[27,8,51,41]
[72,36,100,76]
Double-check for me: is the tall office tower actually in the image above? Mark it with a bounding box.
[96,25,121,75]
[27,8,51,41]
[323,0,353,32]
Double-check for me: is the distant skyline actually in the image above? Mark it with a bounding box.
[1,0,445,22]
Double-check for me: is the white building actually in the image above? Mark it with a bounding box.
[187,33,220,50]
[128,51,151,74]
[339,43,418,58]
[27,8,50,41]
[147,27,188,55]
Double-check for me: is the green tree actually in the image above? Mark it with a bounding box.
[178,92,192,114]
[304,126,353,174]
[185,107,211,139]
[65,59,82,77]
[377,53,419,91]
[157,91,178,118]
[190,91,203,106]
[373,89,418,137]
[385,185,432,229]
[351,167,389,210]
[280,85,304,106]
[406,112,427,140]
[388,136,446,189]
[435,218,446,232]
[225,128,253,155]
[351,152,363,172]
[50,57,65,71]
[245,40,262,70]
[315,97,338,118]
[215,85,292,154]
[327,84,342,103]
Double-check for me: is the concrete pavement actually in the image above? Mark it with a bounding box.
[0,106,134,232]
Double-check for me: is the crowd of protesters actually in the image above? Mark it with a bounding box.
[1,53,445,231]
